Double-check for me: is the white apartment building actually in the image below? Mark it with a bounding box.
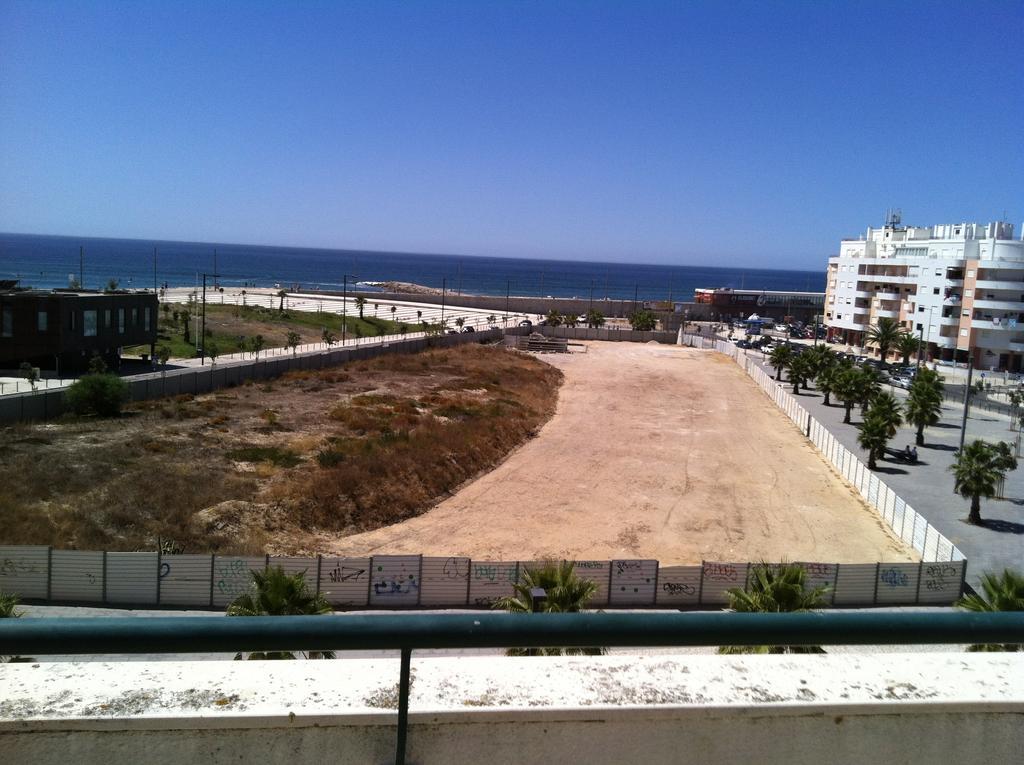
[824,214,1024,371]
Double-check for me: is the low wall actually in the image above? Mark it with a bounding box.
[504,325,678,343]
[4,654,1022,765]
[0,329,498,426]
[351,290,715,320]
[0,547,966,609]
[680,334,965,565]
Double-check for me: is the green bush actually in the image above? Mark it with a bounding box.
[65,373,130,417]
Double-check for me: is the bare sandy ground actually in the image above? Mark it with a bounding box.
[326,342,915,564]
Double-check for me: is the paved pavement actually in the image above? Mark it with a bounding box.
[751,352,1024,589]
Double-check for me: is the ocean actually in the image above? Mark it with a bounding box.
[0,232,825,302]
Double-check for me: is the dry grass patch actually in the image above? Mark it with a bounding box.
[0,343,561,554]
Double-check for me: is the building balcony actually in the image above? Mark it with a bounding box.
[975,279,1024,291]
[873,309,900,319]
[972,299,1023,312]
[970,319,1018,331]
[1,613,1022,765]
[858,273,914,284]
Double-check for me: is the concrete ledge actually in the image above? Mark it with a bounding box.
[2,653,1022,763]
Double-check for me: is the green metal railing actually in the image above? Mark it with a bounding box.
[2,611,1022,765]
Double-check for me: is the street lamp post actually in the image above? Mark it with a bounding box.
[342,274,357,345]
[200,272,220,366]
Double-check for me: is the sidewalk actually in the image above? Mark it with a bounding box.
[753,354,1024,589]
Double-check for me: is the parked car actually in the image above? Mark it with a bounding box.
[461,325,475,333]
[735,339,753,349]
[518,320,533,328]
[891,376,913,390]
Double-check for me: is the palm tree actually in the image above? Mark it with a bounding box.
[277,289,287,312]
[416,309,422,323]
[455,316,465,330]
[390,305,397,322]
[321,328,336,347]
[1,591,32,663]
[227,566,334,660]
[905,382,943,446]
[585,309,605,328]
[952,440,1019,525]
[785,353,813,394]
[719,562,828,654]
[493,561,604,656]
[0,591,19,618]
[867,392,903,438]
[857,413,891,469]
[957,569,1024,652]
[855,366,883,414]
[768,344,793,381]
[895,331,921,366]
[803,345,834,380]
[815,363,839,406]
[563,313,578,328]
[833,367,861,424]
[866,317,902,363]
[487,314,496,325]
[352,296,366,319]
[545,309,563,327]
[240,289,247,306]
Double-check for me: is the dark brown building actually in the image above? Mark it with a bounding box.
[0,281,158,372]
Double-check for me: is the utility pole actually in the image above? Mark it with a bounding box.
[959,360,974,452]
[200,272,220,365]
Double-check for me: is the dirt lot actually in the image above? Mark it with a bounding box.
[326,342,915,563]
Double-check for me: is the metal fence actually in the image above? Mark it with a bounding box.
[679,334,965,564]
[0,547,966,609]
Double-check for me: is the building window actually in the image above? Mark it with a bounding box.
[916,323,923,331]
[118,308,125,334]
[933,288,940,294]
[960,329,968,336]
[131,308,138,325]
[144,307,151,331]
[964,289,973,297]
[1,306,12,337]
[962,310,970,316]
[38,310,48,332]
[105,309,111,328]
[918,306,925,312]
[83,310,98,337]
[70,311,77,331]
[967,270,975,277]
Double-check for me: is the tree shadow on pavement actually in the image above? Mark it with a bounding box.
[923,443,957,452]
[977,518,1024,535]
[873,465,909,476]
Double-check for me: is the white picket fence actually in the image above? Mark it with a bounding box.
[680,335,964,563]
[0,548,965,609]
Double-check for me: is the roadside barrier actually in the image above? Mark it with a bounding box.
[0,547,965,609]
[681,334,965,564]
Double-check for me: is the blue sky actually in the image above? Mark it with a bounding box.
[1,1,1021,270]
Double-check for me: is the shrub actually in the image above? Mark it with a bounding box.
[65,373,130,417]
[227,445,302,468]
